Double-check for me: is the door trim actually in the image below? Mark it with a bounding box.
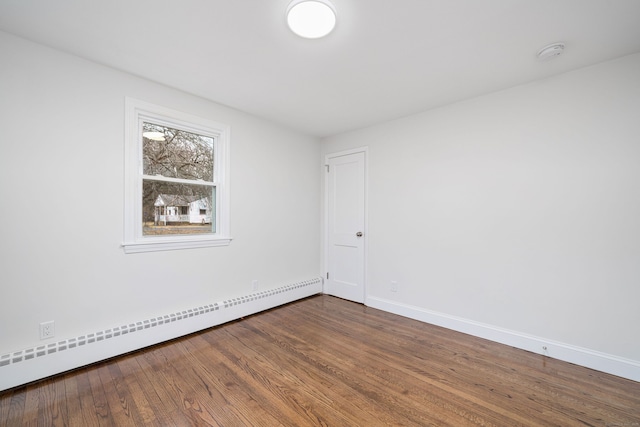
[323,147,368,302]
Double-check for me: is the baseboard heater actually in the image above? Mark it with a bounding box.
[0,277,323,392]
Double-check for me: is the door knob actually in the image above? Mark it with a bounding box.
[356,232,363,237]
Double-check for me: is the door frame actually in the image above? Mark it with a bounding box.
[323,146,369,303]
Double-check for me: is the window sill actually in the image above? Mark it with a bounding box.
[122,237,232,254]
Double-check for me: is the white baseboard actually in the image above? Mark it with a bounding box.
[366,295,640,383]
[0,278,322,392]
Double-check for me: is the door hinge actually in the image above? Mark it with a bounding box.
[325,164,329,172]
[326,272,329,280]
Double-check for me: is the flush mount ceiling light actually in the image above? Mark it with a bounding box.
[142,131,165,141]
[537,42,565,61]
[287,0,336,39]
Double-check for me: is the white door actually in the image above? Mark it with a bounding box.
[325,151,366,303]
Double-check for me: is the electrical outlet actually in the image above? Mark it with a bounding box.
[252,280,259,291]
[391,281,398,292]
[40,321,55,340]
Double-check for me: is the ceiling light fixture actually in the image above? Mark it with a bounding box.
[537,42,565,61]
[142,131,166,141]
[286,0,336,39]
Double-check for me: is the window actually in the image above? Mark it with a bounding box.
[123,98,231,253]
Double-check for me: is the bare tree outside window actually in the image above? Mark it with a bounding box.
[141,122,216,236]
[123,98,230,253]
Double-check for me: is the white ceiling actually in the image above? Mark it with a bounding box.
[1,0,640,137]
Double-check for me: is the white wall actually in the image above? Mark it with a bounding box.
[2,28,639,386]
[322,53,640,379]
[0,31,320,384]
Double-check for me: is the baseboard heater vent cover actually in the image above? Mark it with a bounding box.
[1,278,322,370]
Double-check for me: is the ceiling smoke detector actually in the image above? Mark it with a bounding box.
[537,42,565,61]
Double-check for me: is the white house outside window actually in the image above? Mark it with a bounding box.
[123,98,231,253]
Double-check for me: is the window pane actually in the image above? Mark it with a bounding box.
[142,122,214,181]
[142,180,216,236]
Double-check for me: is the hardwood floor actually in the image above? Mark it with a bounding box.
[1,295,639,426]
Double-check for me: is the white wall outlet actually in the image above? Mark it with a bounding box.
[252,280,259,291]
[40,321,55,340]
[391,281,398,292]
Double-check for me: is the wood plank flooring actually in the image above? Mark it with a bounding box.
[1,295,639,426]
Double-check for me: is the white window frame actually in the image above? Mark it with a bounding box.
[123,98,231,253]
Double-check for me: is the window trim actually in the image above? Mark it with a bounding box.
[123,98,231,253]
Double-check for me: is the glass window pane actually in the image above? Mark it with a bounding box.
[142,180,216,236]
[142,122,214,181]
